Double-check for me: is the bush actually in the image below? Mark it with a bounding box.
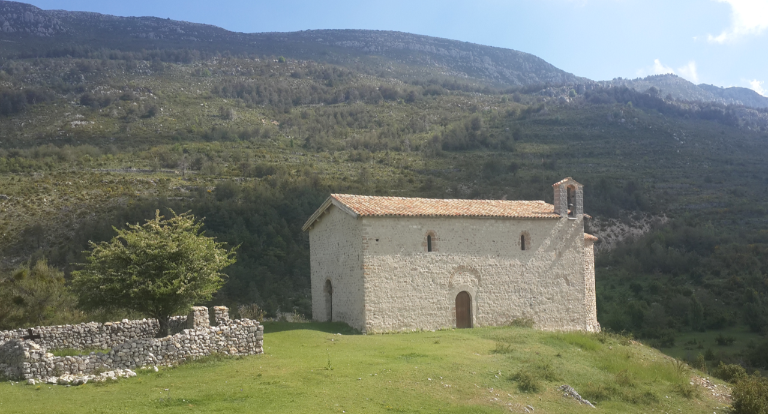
[692,353,707,372]
[732,375,768,414]
[511,369,540,393]
[674,382,698,399]
[715,334,736,346]
[714,362,747,383]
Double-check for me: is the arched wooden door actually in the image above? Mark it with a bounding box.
[456,291,472,328]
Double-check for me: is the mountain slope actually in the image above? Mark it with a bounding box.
[606,74,768,108]
[698,83,768,109]
[0,0,582,88]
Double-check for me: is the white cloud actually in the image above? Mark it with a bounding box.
[750,79,767,96]
[677,61,699,83]
[652,59,675,75]
[644,59,700,83]
[708,0,768,43]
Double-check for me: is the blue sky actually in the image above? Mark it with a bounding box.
[25,0,768,95]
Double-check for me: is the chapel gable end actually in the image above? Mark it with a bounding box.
[553,177,583,218]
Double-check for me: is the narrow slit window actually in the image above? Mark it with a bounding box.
[427,235,433,252]
[521,234,526,251]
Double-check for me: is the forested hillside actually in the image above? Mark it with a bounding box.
[1,0,768,374]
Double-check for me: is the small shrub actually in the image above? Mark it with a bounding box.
[511,369,540,393]
[580,383,613,403]
[534,360,560,382]
[674,382,698,399]
[704,348,717,360]
[629,390,659,405]
[508,317,534,328]
[493,342,514,354]
[615,369,635,387]
[715,334,736,346]
[714,362,747,383]
[732,375,768,414]
[673,359,689,377]
[237,303,265,322]
[692,353,707,372]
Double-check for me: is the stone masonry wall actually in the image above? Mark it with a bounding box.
[309,206,365,329]
[583,239,599,332]
[0,306,264,382]
[360,216,590,333]
[0,316,187,351]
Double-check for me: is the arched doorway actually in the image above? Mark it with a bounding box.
[324,279,333,321]
[455,291,472,328]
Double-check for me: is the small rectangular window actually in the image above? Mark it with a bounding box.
[427,235,432,252]
[521,235,526,250]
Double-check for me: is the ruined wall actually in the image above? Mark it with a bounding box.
[360,216,590,333]
[309,205,365,330]
[0,307,263,382]
[0,316,187,351]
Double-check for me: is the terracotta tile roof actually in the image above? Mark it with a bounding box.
[552,177,582,187]
[303,194,562,230]
[332,194,561,218]
[584,233,598,242]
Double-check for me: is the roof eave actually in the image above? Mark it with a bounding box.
[302,196,361,232]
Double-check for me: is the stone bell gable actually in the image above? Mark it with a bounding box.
[303,178,599,334]
[553,177,583,218]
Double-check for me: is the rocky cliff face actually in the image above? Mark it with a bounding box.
[273,30,583,86]
[0,1,67,36]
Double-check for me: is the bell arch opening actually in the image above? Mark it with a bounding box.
[567,185,576,218]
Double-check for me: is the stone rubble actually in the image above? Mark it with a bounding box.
[559,384,596,408]
[0,306,263,385]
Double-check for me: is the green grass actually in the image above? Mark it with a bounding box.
[643,326,760,368]
[0,323,729,413]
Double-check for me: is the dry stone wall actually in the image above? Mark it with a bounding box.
[0,316,187,351]
[0,306,264,383]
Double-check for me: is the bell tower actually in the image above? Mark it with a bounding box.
[553,177,583,218]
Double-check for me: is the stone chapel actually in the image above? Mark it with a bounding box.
[302,177,599,334]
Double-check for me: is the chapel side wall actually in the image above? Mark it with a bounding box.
[309,206,365,331]
[361,216,588,333]
[583,240,600,332]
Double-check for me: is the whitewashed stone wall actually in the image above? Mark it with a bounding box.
[309,209,599,334]
[583,238,599,332]
[309,205,366,329]
[0,306,264,382]
[361,216,590,333]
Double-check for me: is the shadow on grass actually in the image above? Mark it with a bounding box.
[262,321,360,335]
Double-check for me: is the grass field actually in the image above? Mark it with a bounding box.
[0,323,730,413]
[644,326,760,367]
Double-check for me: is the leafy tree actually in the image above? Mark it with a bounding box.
[690,294,704,331]
[72,211,236,337]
